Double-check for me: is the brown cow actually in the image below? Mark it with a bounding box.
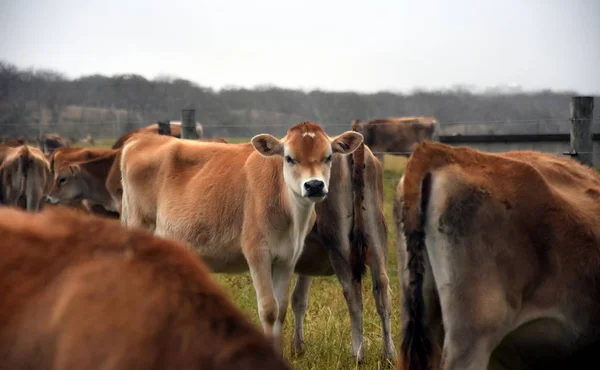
[0,144,51,211]
[395,141,600,370]
[351,117,439,167]
[47,133,228,217]
[40,133,71,155]
[0,206,292,370]
[46,147,122,216]
[119,121,363,353]
[111,121,204,149]
[106,131,392,361]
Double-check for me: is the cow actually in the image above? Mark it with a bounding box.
[105,126,392,362]
[0,206,292,370]
[290,141,396,363]
[0,144,51,211]
[47,132,229,218]
[394,141,600,370]
[46,147,122,217]
[351,117,439,167]
[40,133,71,155]
[119,121,364,353]
[111,121,204,149]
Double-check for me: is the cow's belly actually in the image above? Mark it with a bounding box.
[155,205,248,273]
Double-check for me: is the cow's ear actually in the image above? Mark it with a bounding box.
[69,164,81,175]
[331,131,363,154]
[251,134,283,157]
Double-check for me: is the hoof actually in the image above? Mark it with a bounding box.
[291,338,306,357]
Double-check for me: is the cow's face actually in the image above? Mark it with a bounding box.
[47,164,83,204]
[251,121,363,203]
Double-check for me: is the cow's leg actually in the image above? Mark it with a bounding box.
[328,249,365,362]
[245,248,280,351]
[271,261,295,354]
[436,263,508,370]
[290,274,312,357]
[367,246,396,362]
[439,328,499,370]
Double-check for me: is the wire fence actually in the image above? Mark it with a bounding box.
[2,117,598,169]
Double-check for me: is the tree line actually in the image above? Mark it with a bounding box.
[0,60,595,140]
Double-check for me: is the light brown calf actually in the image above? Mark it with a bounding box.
[395,141,600,370]
[0,144,51,211]
[47,147,122,216]
[352,116,439,167]
[0,206,292,370]
[119,121,363,352]
[107,128,392,361]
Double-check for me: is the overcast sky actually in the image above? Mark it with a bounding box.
[1,0,598,94]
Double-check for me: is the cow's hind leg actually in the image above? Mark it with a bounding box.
[439,327,500,370]
[291,274,312,357]
[367,247,396,363]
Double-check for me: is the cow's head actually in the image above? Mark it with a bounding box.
[251,121,363,202]
[47,162,84,204]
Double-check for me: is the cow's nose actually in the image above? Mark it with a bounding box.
[304,180,325,196]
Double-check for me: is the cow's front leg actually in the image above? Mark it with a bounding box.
[271,261,295,354]
[244,246,279,351]
[290,274,312,357]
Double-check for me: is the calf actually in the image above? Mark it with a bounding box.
[291,142,395,363]
[395,141,600,370]
[119,121,363,352]
[352,117,439,167]
[0,206,292,370]
[0,144,51,211]
[46,147,121,217]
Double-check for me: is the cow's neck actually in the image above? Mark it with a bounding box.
[286,187,316,264]
[79,172,116,212]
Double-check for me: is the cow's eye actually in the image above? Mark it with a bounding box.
[324,154,332,163]
[285,155,295,165]
[58,176,66,184]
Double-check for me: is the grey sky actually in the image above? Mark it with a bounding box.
[1,0,599,94]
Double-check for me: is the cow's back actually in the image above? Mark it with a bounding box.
[0,207,291,370]
[120,134,257,270]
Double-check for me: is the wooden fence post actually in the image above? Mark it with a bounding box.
[569,96,594,167]
[157,120,171,136]
[181,109,198,139]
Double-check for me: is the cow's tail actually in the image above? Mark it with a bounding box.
[350,139,367,282]
[399,142,439,370]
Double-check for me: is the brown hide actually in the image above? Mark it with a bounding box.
[0,206,291,370]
